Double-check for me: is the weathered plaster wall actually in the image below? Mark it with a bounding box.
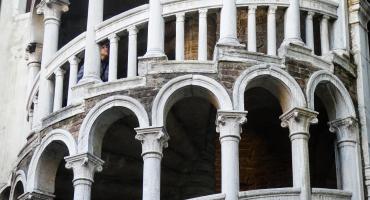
[0,0,30,187]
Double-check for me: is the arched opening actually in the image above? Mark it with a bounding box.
[161,86,220,199]
[309,95,337,189]
[0,187,10,200]
[12,181,24,200]
[240,87,292,190]
[89,107,143,200]
[34,141,73,200]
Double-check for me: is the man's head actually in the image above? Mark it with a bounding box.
[100,42,109,61]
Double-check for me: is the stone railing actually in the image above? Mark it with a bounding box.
[239,188,301,200]
[26,0,339,130]
[187,193,226,200]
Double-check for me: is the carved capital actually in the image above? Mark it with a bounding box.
[68,56,80,66]
[54,67,66,77]
[248,5,257,14]
[18,192,55,200]
[108,33,120,43]
[176,12,186,22]
[216,110,248,140]
[329,117,358,144]
[128,26,138,35]
[36,0,69,22]
[199,9,208,17]
[135,127,169,158]
[65,153,104,183]
[280,107,318,140]
[268,5,278,14]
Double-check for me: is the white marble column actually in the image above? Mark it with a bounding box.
[216,111,248,200]
[26,43,42,94]
[332,0,350,54]
[320,15,330,55]
[108,33,119,81]
[284,0,303,44]
[67,56,80,105]
[53,67,65,112]
[37,0,69,121]
[80,0,104,83]
[247,6,257,52]
[65,153,104,200]
[305,12,315,51]
[329,117,363,200]
[32,96,39,129]
[135,127,169,200]
[198,9,208,61]
[144,0,166,58]
[267,6,277,56]
[280,108,318,200]
[127,26,138,78]
[175,12,185,60]
[218,0,240,46]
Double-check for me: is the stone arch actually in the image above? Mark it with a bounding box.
[233,64,306,112]
[306,70,356,120]
[78,95,150,155]
[26,129,77,193]
[9,170,27,200]
[152,74,233,127]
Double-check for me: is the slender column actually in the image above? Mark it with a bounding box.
[175,12,185,60]
[32,96,39,128]
[79,0,104,83]
[267,6,277,56]
[284,0,303,44]
[65,153,104,200]
[18,192,55,200]
[331,0,349,54]
[36,0,69,121]
[108,34,119,81]
[144,0,166,58]
[320,15,330,55]
[198,9,208,61]
[135,127,169,200]
[53,67,65,111]
[218,0,240,46]
[216,111,248,200]
[247,6,257,52]
[127,26,138,78]
[305,12,315,51]
[26,43,42,94]
[329,117,363,200]
[67,56,80,105]
[280,108,318,200]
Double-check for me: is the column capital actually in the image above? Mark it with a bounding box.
[128,26,138,35]
[68,55,80,65]
[108,33,120,42]
[268,5,278,14]
[199,8,208,17]
[280,107,318,140]
[176,12,186,21]
[307,11,315,17]
[36,0,69,22]
[135,127,169,158]
[248,5,258,13]
[322,15,331,20]
[18,191,55,200]
[329,117,358,144]
[216,110,248,140]
[65,153,104,183]
[55,67,66,76]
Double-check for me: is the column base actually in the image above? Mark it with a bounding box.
[217,37,244,48]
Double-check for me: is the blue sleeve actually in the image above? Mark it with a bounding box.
[77,64,84,82]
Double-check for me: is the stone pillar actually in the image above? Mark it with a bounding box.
[67,56,80,105]
[53,67,65,111]
[280,108,318,200]
[32,96,39,129]
[218,0,240,46]
[216,111,248,200]
[267,6,277,56]
[198,9,208,61]
[36,0,69,122]
[329,117,363,200]
[331,0,349,54]
[18,192,55,200]
[80,0,104,83]
[135,127,169,200]
[144,0,166,58]
[305,12,315,51]
[175,12,185,60]
[127,26,138,78]
[108,33,119,81]
[320,15,330,55]
[247,6,257,52]
[26,43,42,94]
[65,153,104,200]
[284,0,303,44]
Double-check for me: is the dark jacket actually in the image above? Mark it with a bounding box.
[77,60,109,82]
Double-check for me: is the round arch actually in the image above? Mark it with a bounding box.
[233,64,306,112]
[0,184,11,200]
[9,170,27,200]
[26,129,77,193]
[151,74,233,127]
[306,70,356,120]
[78,95,150,155]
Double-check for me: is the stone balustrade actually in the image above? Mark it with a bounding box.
[26,0,340,133]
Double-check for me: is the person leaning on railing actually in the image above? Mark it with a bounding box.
[77,41,110,82]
